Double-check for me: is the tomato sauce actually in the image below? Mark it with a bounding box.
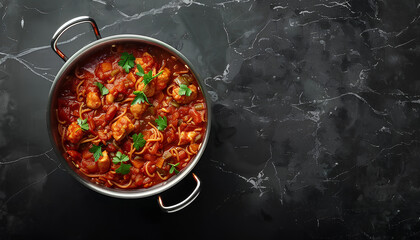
[56,43,207,189]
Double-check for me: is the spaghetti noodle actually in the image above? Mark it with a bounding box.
[76,79,85,101]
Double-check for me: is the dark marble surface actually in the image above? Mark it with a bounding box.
[1,0,420,239]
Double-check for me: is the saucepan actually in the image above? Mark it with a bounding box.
[47,16,211,213]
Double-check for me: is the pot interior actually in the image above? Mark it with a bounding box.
[48,35,211,199]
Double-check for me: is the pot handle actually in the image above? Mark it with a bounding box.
[157,173,201,213]
[51,16,101,62]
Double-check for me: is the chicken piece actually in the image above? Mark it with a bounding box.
[178,131,201,146]
[81,158,98,173]
[97,150,110,173]
[156,67,171,91]
[66,121,84,144]
[136,77,156,97]
[135,52,154,71]
[86,92,101,109]
[130,103,148,119]
[111,116,134,141]
[173,84,198,104]
[106,94,114,104]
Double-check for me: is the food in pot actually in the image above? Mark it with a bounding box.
[55,44,207,189]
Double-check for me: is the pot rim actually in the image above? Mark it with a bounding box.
[47,34,211,199]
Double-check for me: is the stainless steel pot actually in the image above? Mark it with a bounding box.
[47,16,211,213]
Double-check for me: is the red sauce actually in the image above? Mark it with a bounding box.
[56,43,207,189]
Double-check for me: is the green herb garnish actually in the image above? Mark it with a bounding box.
[77,118,89,131]
[112,151,129,164]
[168,162,180,174]
[155,116,167,131]
[94,82,109,96]
[116,163,131,175]
[132,133,146,150]
[89,144,102,162]
[112,151,131,175]
[131,91,150,105]
[178,84,192,96]
[136,63,145,76]
[118,52,135,73]
[135,64,163,86]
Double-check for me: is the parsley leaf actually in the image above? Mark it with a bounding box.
[132,133,146,150]
[135,64,145,77]
[131,91,150,105]
[142,71,154,86]
[118,52,135,73]
[77,118,89,131]
[89,144,102,162]
[112,151,129,164]
[136,64,163,86]
[155,116,167,131]
[178,84,192,96]
[94,82,109,96]
[112,152,131,175]
[116,163,131,175]
[168,162,180,174]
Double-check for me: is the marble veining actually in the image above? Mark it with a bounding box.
[1,0,420,239]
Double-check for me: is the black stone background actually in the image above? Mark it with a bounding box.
[1,0,420,239]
